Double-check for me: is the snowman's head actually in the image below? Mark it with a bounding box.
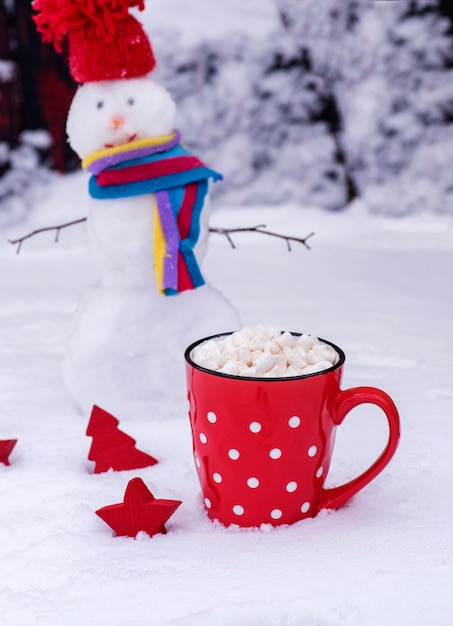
[66,76,177,159]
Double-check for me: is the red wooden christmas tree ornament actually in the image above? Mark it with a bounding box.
[96,477,182,538]
[86,405,158,473]
[0,439,17,465]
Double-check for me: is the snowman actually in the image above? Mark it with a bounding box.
[33,0,240,415]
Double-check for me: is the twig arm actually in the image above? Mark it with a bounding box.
[208,224,315,250]
[8,218,87,253]
[8,219,314,253]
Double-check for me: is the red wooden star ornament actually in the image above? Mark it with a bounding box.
[86,405,158,473]
[0,439,17,465]
[96,477,182,538]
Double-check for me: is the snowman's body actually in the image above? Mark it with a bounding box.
[63,77,240,415]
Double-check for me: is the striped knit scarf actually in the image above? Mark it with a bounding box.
[82,130,222,296]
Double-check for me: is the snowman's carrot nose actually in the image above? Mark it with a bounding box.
[111,116,125,130]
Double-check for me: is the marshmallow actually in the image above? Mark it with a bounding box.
[200,339,219,353]
[302,360,334,375]
[276,331,297,349]
[249,333,269,351]
[223,346,238,362]
[305,345,337,365]
[255,325,277,339]
[239,365,261,377]
[218,361,244,376]
[237,346,252,366]
[264,340,282,354]
[191,326,340,379]
[286,365,305,377]
[254,351,278,374]
[263,363,287,378]
[296,334,317,351]
[194,354,222,371]
[285,348,307,369]
[234,327,254,342]
[322,345,339,364]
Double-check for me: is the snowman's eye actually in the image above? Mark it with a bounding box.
[96,101,104,109]
[127,98,135,106]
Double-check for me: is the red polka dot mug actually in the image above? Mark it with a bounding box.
[185,332,401,528]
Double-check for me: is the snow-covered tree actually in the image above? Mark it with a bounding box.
[348,0,453,215]
[149,8,348,210]
[2,0,451,217]
[276,0,453,215]
[149,0,452,214]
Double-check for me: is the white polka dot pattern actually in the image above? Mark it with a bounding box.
[249,421,262,433]
[288,416,301,428]
[247,477,260,488]
[195,407,323,525]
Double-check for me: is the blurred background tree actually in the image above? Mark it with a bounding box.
[149,0,452,215]
[0,0,77,225]
[274,0,453,214]
[1,0,452,223]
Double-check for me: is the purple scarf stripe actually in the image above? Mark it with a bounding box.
[155,190,180,291]
[87,131,182,175]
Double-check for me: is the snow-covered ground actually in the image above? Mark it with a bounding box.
[1,171,453,625]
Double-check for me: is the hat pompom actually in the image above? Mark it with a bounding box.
[32,0,155,82]
[33,0,144,50]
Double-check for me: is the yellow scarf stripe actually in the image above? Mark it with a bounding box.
[81,132,178,171]
[152,196,167,295]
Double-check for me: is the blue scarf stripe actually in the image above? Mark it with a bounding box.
[168,186,185,220]
[179,180,208,290]
[187,180,208,255]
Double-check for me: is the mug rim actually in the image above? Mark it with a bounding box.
[184,331,345,382]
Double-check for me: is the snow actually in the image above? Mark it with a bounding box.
[1,171,453,624]
[1,0,452,616]
[141,0,279,44]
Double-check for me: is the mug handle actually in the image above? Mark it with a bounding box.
[319,386,400,511]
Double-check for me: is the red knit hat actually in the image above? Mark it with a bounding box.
[32,0,156,83]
